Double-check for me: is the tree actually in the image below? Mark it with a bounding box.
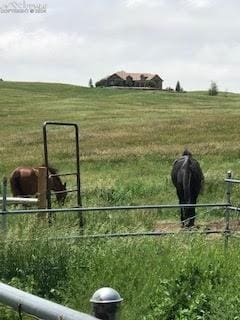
[95,79,107,87]
[175,81,181,92]
[208,81,218,96]
[89,78,94,88]
[126,76,134,87]
[147,79,157,88]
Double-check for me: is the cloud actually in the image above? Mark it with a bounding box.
[0,0,240,91]
[182,0,215,8]
[0,29,85,65]
[125,0,164,7]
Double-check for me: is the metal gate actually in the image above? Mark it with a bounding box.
[43,121,83,226]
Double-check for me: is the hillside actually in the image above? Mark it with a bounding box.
[1,81,240,203]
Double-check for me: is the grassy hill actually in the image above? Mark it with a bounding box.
[1,81,240,319]
[1,81,240,206]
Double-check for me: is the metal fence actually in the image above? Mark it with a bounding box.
[0,172,238,240]
[1,174,240,319]
[0,282,123,320]
[0,281,98,320]
[1,171,240,240]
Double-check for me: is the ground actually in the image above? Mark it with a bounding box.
[155,219,240,233]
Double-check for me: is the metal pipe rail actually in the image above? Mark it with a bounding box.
[3,230,232,245]
[43,229,229,240]
[53,188,78,194]
[225,178,240,184]
[229,206,240,211]
[0,197,38,205]
[0,202,229,215]
[50,172,78,177]
[0,282,97,320]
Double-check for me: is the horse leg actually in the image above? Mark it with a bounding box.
[184,208,194,227]
[176,187,185,227]
[186,196,198,227]
[180,205,187,227]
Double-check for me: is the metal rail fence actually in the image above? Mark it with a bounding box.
[0,282,123,320]
[1,171,240,240]
[0,282,97,320]
[0,174,240,319]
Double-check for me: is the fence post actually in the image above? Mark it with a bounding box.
[226,170,232,206]
[37,167,47,218]
[90,287,123,320]
[224,170,232,251]
[1,177,8,237]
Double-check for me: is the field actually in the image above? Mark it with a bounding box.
[1,81,240,319]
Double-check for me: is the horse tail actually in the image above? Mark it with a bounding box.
[182,156,191,203]
[10,170,23,196]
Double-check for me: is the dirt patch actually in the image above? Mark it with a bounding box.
[154,219,240,233]
[154,221,182,233]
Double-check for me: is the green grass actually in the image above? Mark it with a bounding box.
[1,237,240,319]
[1,81,240,319]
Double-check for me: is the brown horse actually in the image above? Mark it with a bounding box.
[10,166,67,205]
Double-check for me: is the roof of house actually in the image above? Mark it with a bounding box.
[107,71,163,81]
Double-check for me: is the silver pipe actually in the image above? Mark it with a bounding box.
[48,229,227,240]
[0,197,38,204]
[228,206,240,211]
[0,203,229,215]
[50,172,78,177]
[52,188,78,194]
[5,230,229,243]
[0,282,97,320]
[225,178,240,184]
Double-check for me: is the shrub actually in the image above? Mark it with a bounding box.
[95,79,107,87]
[208,81,218,96]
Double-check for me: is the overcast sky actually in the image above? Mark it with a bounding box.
[0,0,240,92]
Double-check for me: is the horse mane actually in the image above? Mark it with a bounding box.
[48,166,58,175]
[182,149,192,157]
[41,164,58,175]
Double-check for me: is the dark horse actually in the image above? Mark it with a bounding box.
[10,166,67,205]
[171,150,204,227]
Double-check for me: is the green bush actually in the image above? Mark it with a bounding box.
[208,81,218,96]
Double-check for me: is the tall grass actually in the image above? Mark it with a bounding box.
[1,236,240,319]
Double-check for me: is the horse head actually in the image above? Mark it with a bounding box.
[182,149,192,157]
[54,177,67,205]
[48,166,67,205]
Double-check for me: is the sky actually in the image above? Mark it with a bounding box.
[0,0,240,92]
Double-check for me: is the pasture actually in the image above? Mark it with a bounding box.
[1,81,240,319]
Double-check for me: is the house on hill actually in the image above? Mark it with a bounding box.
[96,71,163,89]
